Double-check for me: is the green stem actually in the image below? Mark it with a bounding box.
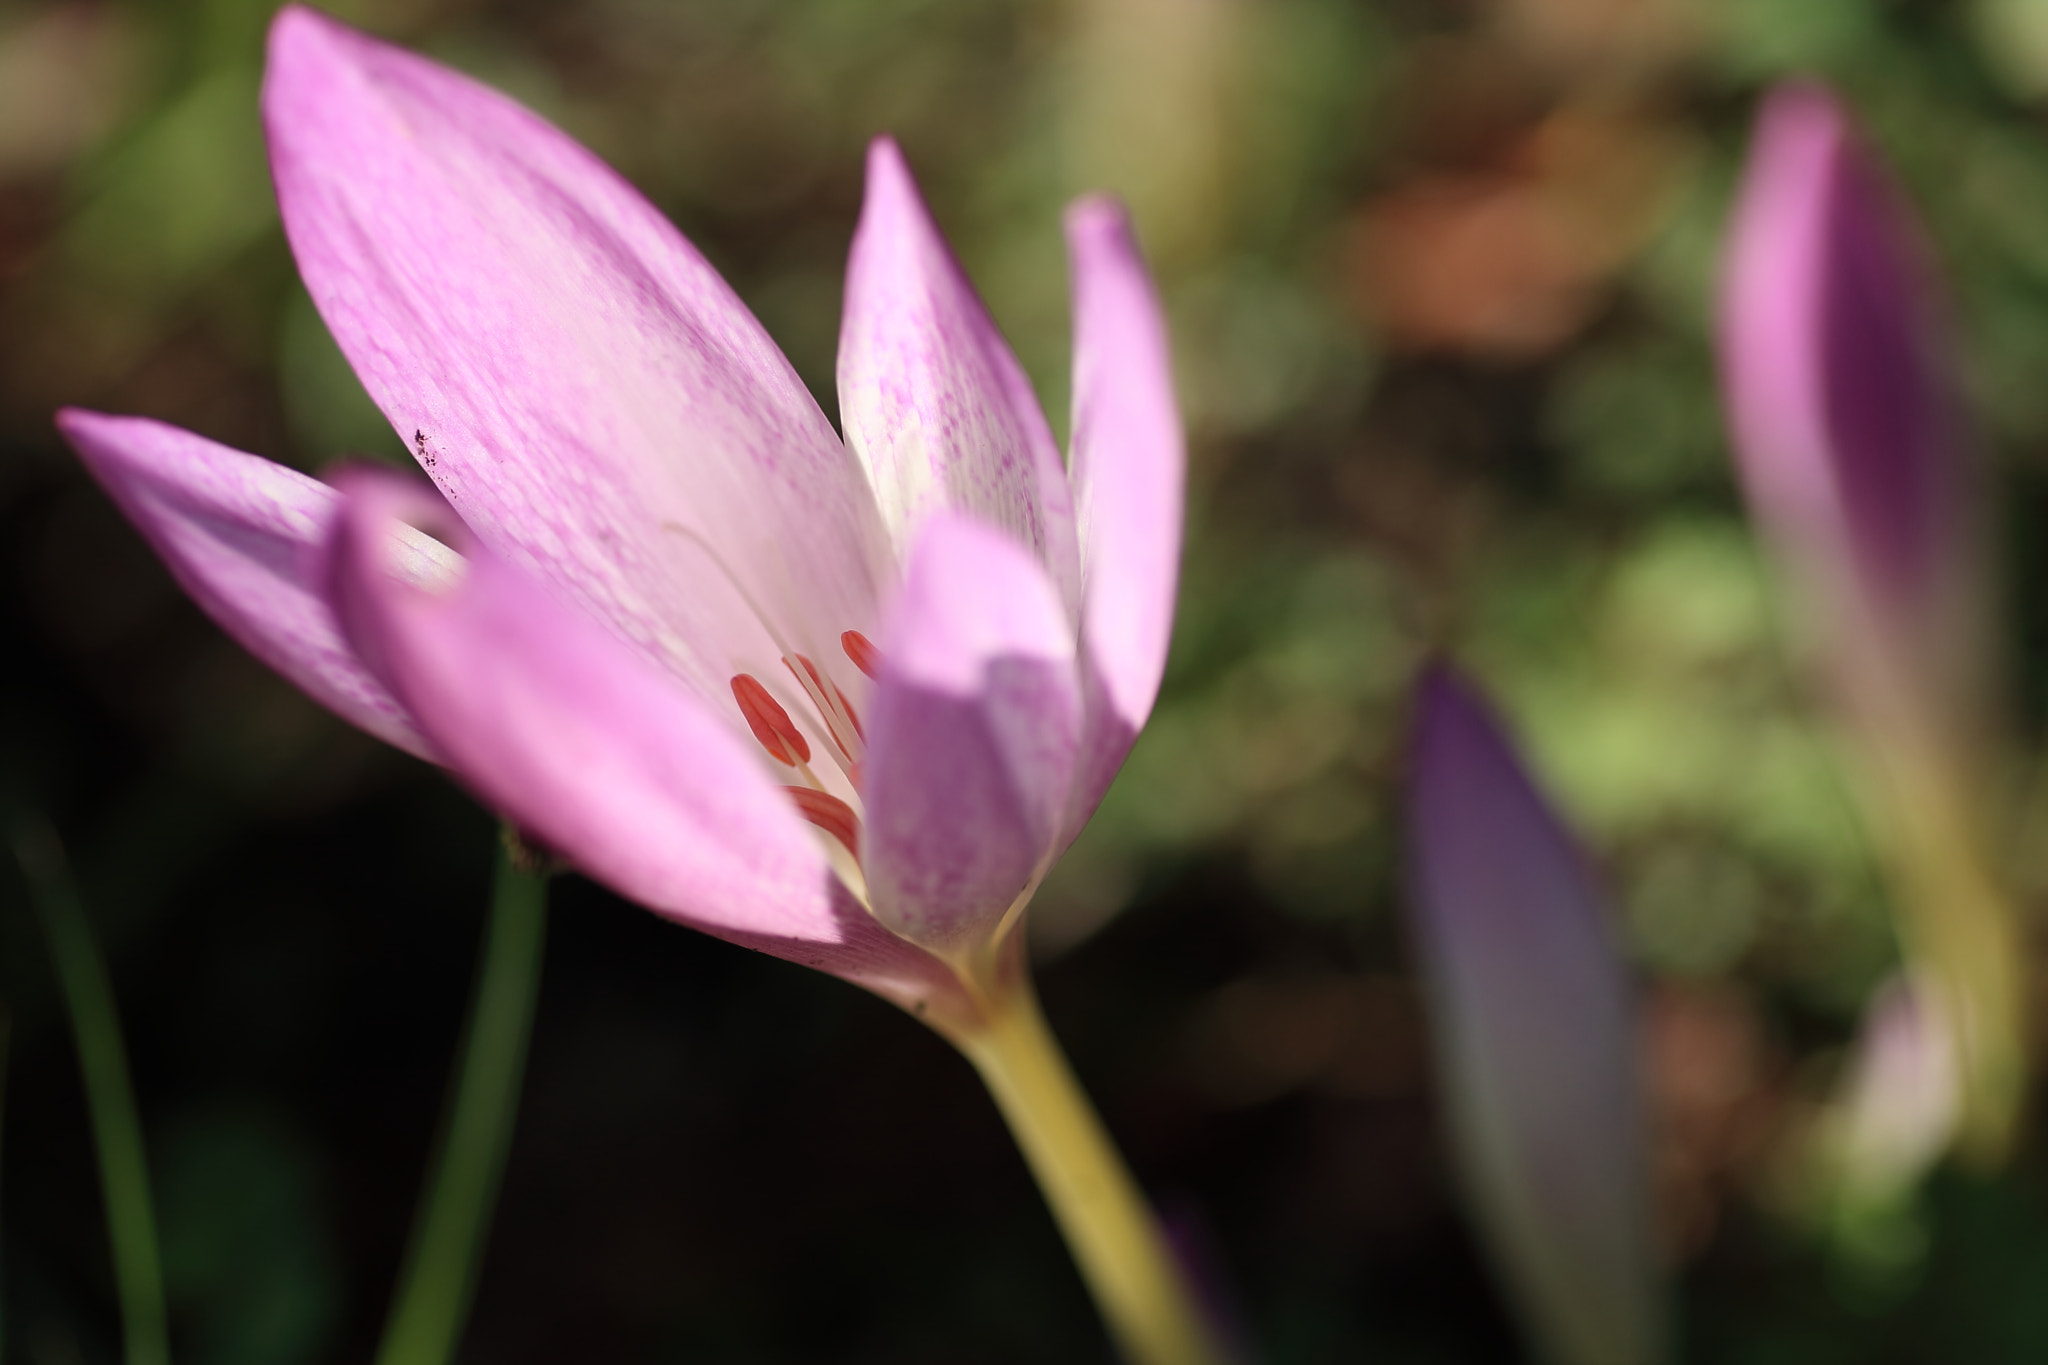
[14,820,168,1365]
[953,973,1228,1365]
[374,832,549,1365]
[1876,751,2027,1166]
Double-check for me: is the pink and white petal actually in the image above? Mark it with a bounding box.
[323,467,960,1009]
[862,513,1081,956]
[264,7,890,713]
[837,139,1080,615]
[57,408,432,759]
[1059,198,1185,846]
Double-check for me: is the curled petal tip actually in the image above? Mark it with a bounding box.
[855,137,927,246]
[265,3,362,79]
[863,134,913,194]
[1758,79,1848,142]
[862,512,1081,955]
[885,513,1076,688]
[55,409,435,759]
[1063,193,1133,248]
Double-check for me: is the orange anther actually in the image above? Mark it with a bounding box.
[841,629,882,680]
[783,786,861,859]
[731,674,809,766]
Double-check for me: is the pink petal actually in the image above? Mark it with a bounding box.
[837,138,1080,614]
[56,408,433,759]
[1718,82,1959,622]
[861,513,1081,956]
[1405,665,1664,1365]
[263,6,890,720]
[323,466,960,1012]
[1836,973,1959,1199]
[1059,199,1184,846]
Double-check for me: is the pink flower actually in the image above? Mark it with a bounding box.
[58,6,1182,1028]
[1404,664,1664,1365]
[1720,83,2024,1165]
[1717,82,1981,746]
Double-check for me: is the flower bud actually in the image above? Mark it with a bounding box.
[1404,664,1665,1365]
[1718,82,1981,747]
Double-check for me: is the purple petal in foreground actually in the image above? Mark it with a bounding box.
[264,6,889,712]
[1405,664,1664,1365]
[57,408,433,759]
[838,138,1080,616]
[862,513,1081,956]
[323,467,962,1013]
[1719,82,1958,618]
[1059,199,1184,847]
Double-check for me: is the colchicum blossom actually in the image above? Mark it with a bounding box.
[1718,82,1982,756]
[60,10,1218,1363]
[1404,665,1664,1365]
[1718,82,2023,1161]
[63,3,1173,1037]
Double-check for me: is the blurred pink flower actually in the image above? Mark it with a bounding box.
[1405,664,1664,1365]
[1833,973,1959,1202]
[57,6,1182,1027]
[1717,82,1981,747]
[1720,83,2022,1164]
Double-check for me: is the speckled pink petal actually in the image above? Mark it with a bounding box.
[1405,664,1664,1365]
[1059,199,1184,847]
[57,408,432,759]
[861,513,1080,956]
[263,6,890,721]
[837,139,1080,616]
[323,466,962,1013]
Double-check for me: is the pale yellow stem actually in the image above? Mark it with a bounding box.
[951,975,1228,1365]
[1877,749,2028,1166]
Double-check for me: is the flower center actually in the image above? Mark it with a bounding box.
[730,629,881,866]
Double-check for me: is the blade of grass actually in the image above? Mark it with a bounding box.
[13,818,168,1365]
[374,830,549,1365]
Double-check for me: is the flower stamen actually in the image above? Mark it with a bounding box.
[783,786,861,861]
[663,522,870,790]
[734,665,864,871]
[841,629,882,680]
[785,653,865,765]
[731,673,810,766]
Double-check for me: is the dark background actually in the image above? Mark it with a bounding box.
[8,0,2048,1359]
